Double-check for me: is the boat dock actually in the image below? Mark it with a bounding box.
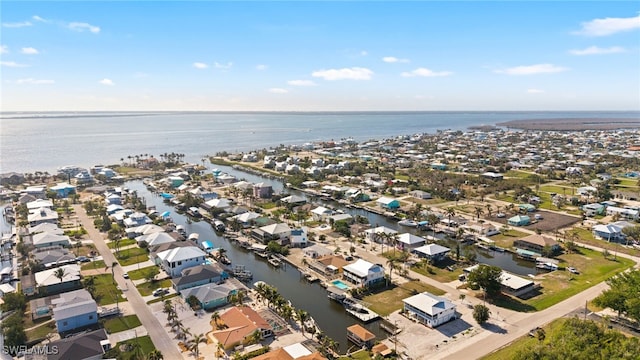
[342,298,380,322]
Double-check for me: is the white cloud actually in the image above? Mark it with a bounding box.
[311,67,373,80]
[0,61,29,68]
[32,15,49,23]
[527,89,545,94]
[568,45,626,55]
[401,67,453,77]
[68,22,100,33]
[16,78,54,85]
[193,62,209,69]
[256,64,268,70]
[0,45,8,54]
[287,80,316,86]
[574,14,640,36]
[494,64,568,75]
[2,21,32,28]
[360,50,368,56]
[383,56,410,63]
[21,47,39,55]
[268,88,288,94]
[214,62,233,69]
[99,78,114,86]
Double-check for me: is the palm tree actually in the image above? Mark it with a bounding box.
[53,267,67,283]
[188,333,207,359]
[445,207,456,227]
[485,204,493,218]
[211,311,221,329]
[474,206,484,220]
[295,309,310,337]
[146,350,164,360]
[386,257,397,286]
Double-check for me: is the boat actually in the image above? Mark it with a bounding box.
[213,220,226,232]
[397,219,418,227]
[268,257,282,267]
[231,265,253,281]
[187,233,199,241]
[219,255,231,265]
[304,273,319,282]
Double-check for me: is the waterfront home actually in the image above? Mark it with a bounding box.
[203,198,232,211]
[311,206,333,221]
[150,241,193,263]
[52,289,98,334]
[464,265,536,298]
[376,197,400,210]
[346,324,376,349]
[583,203,606,217]
[231,211,261,228]
[171,264,228,292]
[280,194,306,206]
[47,328,110,360]
[412,244,450,263]
[592,222,633,242]
[409,190,432,199]
[514,234,560,255]
[303,244,333,259]
[329,213,354,224]
[18,193,37,204]
[35,264,81,295]
[362,226,398,243]
[251,346,326,360]
[397,233,426,251]
[123,212,152,228]
[402,292,457,328]
[136,231,176,247]
[157,246,208,277]
[211,306,273,349]
[251,223,291,244]
[106,204,125,215]
[605,206,639,221]
[508,215,530,227]
[463,222,500,237]
[32,232,71,248]
[125,223,164,238]
[24,185,47,199]
[105,193,122,205]
[26,223,64,236]
[253,182,273,199]
[26,198,54,211]
[167,176,185,188]
[342,259,385,287]
[34,248,76,268]
[50,182,76,198]
[307,254,350,278]
[180,281,240,310]
[290,228,308,248]
[74,170,94,184]
[28,207,59,227]
[346,190,370,203]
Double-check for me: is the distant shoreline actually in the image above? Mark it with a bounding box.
[496,118,640,130]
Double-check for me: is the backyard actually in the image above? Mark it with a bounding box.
[362,280,445,316]
[136,279,172,296]
[115,247,150,266]
[90,274,126,306]
[126,266,160,280]
[103,315,142,333]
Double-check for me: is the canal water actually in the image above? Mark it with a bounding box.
[126,181,386,353]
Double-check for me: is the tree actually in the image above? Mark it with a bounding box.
[1,293,26,312]
[211,311,221,328]
[146,350,164,360]
[467,264,502,299]
[188,333,207,359]
[386,257,397,286]
[472,304,490,325]
[593,269,640,323]
[622,225,640,247]
[295,309,310,336]
[53,267,67,283]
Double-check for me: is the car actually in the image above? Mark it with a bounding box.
[567,267,579,274]
[534,214,543,220]
[153,288,169,296]
[76,256,90,263]
[496,213,506,218]
[123,272,129,279]
[344,256,354,261]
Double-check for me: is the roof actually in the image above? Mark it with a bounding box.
[283,343,313,359]
[499,271,534,291]
[413,243,450,256]
[48,328,108,360]
[402,292,456,316]
[516,234,559,248]
[508,215,530,222]
[397,233,426,245]
[172,264,224,287]
[32,232,71,247]
[252,348,293,360]
[343,259,381,278]
[136,231,176,246]
[260,223,291,235]
[28,223,64,235]
[376,196,398,205]
[347,324,376,341]
[35,264,81,287]
[27,199,54,209]
[157,246,206,263]
[363,226,397,236]
[212,306,272,348]
[52,289,97,321]
[180,282,238,304]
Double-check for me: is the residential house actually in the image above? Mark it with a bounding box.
[26,199,54,211]
[412,244,450,262]
[583,203,605,217]
[508,215,530,227]
[211,306,273,349]
[342,259,385,287]
[251,223,291,244]
[52,289,98,333]
[290,228,308,248]
[518,204,536,213]
[376,197,400,210]
[253,182,273,199]
[463,222,500,237]
[302,244,333,259]
[592,221,634,242]
[32,232,71,248]
[329,213,354,224]
[157,246,207,277]
[402,292,457,328]
[481,172,504,180]
[180,281,240,310]
[50,183,76,198]
[136,232,176,247]
[123,212,152,228]
[605,206,639,221]
[464,265,536,298]
[362,226,397,243]
[105,204,125,215]
[168,176,185,188]
[346,324,376,349]
[252,346,326,360]
[34,248,76,268]
[27,223,64,235]
[232,211,261,228]
[306,255,350,278]
[311,206,333,222]
[409,190,432,200]
[24,185,47,199]
[203,198,232,212]
[105,193,122,205]
[172,264,228,292]
[28,208,59,227]
[47,328,110,360]
[35,264,81,295]
[514,234,560,255]
[280,195,306,206]
[125,223,164,238]
[396,233,426,251]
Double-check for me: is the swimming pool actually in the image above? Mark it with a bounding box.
[332,280,350,290]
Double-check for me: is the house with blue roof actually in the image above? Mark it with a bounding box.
[376,197,400,210]
[508,215,530,227]
[49,183,76,198]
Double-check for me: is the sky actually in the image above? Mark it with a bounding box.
[1,1,639,111]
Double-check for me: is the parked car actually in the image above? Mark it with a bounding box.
[496,213,506,218]
[76,256,90,263]
[534,214,544,220]
[153,288,169,296]
[567,267,579,274]
[123,272,129,279]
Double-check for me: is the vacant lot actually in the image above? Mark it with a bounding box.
[363,280,445,316]
[489,210,580,232]
[115,247,150,266]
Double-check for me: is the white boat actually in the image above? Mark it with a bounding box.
[268,257,282,267]
[398,219,418,227]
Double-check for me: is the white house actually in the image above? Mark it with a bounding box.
[396,233,426,251]
[26,199,54,211]
[52,289,98,333]
[32,232,71,248]
[606,206,639,221]
[362,226,397,243]
[342,259,385,287]
[157,246,208,277]
[290,228,308,248]
[311,206,333,222]
[412,244,450,262]
[403,292,457,328]
[28,208,59,227]
[136,232,176,247]
[123,212,152,228]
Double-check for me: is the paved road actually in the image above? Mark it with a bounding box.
[73,204,183,359]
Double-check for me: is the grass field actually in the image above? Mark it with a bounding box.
[480,318,567,360]
[568,228,640,257]
[539,184,576,195]
[103,315,142,333]
[488,229,530,249]
[105,335,155,360]
[411,261,465,282]
[26,321,56,342]
[339,350,371,360]
[115,247,150,266]
[136,279,172,296]
[90,274,125,306]
[126,266,160,280]
[107,238,136,249]
[363,280,445,316]
[81,259,106,271]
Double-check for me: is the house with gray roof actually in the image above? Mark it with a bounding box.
[52,289,98,334]
[157,246,207,277]
[47,328,110,360]
[172,264,228,292]
[180,281,240,310]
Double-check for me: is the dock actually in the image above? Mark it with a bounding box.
[343,298,380,322]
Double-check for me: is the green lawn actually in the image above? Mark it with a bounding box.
[136,279,172,296]
[488,229,530,249]
[26,321,56,342]
[539,184,575,196]
[147,293,178,304]
[103,315,142,333]
[126,266,160,280]
[107,238,137,249]
[362,281,445,316]
[339,349,372,360]
[90,274,126,306]
[411,261,465,283]
[615,178,639,187]
[81,259,106,271]
[104,335,156,360]
[115,247,150,266]
[480,318,567,360]
[568,228,640,257]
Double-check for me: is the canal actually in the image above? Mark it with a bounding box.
[126,181,387,353]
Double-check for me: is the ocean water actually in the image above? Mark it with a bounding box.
[1,111,637,173]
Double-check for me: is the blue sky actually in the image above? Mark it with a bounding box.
[1,1,639,111]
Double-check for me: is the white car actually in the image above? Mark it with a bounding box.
[567,267,579,274]
[496,213,506,218]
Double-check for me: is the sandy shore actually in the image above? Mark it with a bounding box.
[496,118,640,131]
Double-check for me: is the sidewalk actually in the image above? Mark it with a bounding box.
[108,325,149,344]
